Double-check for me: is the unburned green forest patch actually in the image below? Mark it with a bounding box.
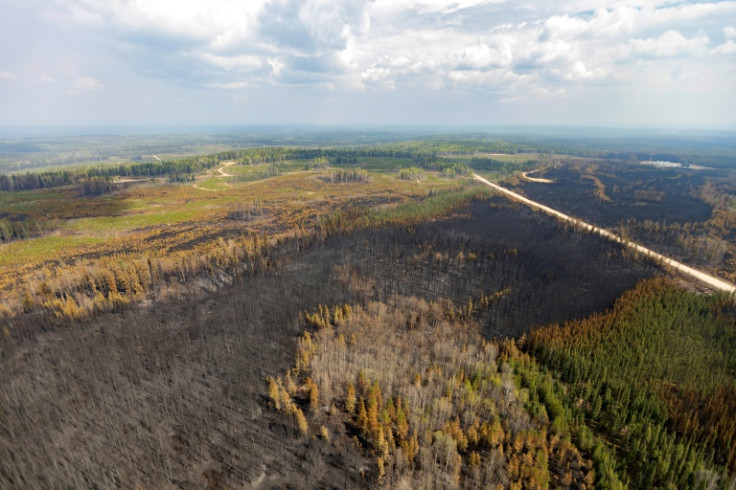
[523,278,736,487]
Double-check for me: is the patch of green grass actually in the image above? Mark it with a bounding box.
[0,188,65,206]
[230,157,419,178]
[0,188,131,221]
[473,171,506,181]
[227,163,282,182]
[366,185,490,224]
[351,157,415,171]
[226,163,271,177]
[321,183,492,232]
[475,152,538,163]
[0,167,465,273]
[445,153,538,163]
[196,178,229,191]
[281,158,324,170]
[6,161,122,175]
[0,235,108,267]
[62,209,200,235]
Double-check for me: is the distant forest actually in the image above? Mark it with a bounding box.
[2,130,735,191]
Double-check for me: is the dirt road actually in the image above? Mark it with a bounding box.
[521,169,553,183]
[218,160,236,177]
[192,161,237,191]
[473,173,736,295]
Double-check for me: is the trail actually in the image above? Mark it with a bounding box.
[192,161,236,190]
[473,173,736,295]
[114,177,150,184]
[521,168,553,184]
[217,160,236,177]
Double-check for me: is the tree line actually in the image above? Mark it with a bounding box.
[0,144,505,193]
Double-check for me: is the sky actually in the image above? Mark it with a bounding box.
[0,0,735,129]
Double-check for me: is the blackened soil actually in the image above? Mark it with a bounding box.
[515,163,714,226]
[0,196,660,488]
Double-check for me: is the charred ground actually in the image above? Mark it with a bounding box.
[0,196,660,488]
[510,160,736,282]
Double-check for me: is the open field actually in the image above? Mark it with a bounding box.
[444,152,540,164]
[0,159,470,319]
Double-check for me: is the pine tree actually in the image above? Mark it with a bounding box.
[295,407,308,436]
[308,377,319,411]
[268,377,280,411]
[345,382,356,414]
[357,398,369,434]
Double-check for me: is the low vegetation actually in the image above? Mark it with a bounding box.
[0,163,467,321]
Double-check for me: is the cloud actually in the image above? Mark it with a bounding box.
[208,81,251,89]
[70,76,103,92]
[361,66,396,90]
[17,0,736,106]
[0,70,18,81]
[457,41,514,70]
[630,30,710,58]
[711,39,736,55]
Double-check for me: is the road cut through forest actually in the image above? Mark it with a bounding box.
[473,173,736,295]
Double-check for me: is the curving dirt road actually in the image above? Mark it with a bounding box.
[191,161,237,191]
[217,160,236,177]
[521,169,553,183]
[473,173,736,295]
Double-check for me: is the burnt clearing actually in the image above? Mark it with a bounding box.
[0,196,661,489]
[514,163,715,227]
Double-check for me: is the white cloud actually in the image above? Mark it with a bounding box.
[361,66,396,90]
[630,30,710,58]
[711,39,736,55]
[457,41,514,70]
[17,0,736,108]
[208,81,251,89]
[0,70,18,81]
[199,53,263,71]
[58,0,266,46]
[566,60,599,80]
[70,76,103,92]
[39,74,55,83]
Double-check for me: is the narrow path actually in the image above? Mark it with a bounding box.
[473,173,736,294]
[218,161,236,177]
[114,177,150,184]
[521,169,553,184]
[192,161,237,191]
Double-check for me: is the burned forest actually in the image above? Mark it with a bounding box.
[1,193,666,488]
[1,136,735,489]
